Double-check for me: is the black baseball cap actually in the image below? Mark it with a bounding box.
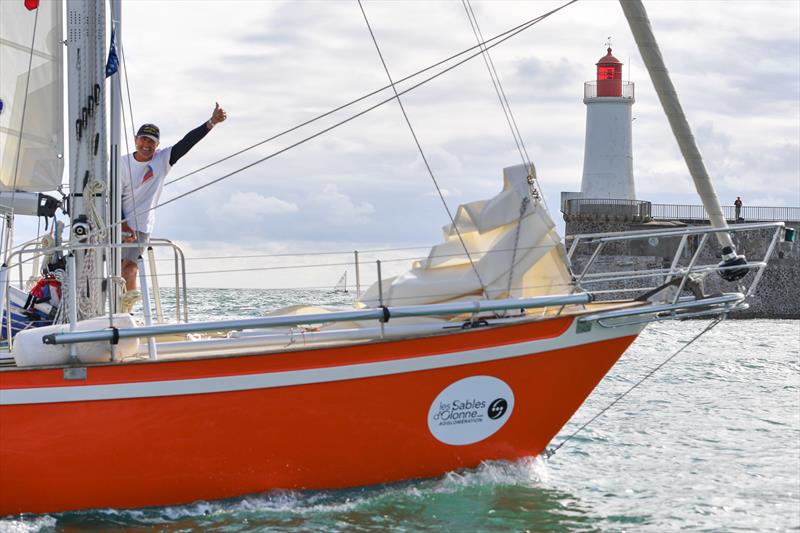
[136,123,160,142]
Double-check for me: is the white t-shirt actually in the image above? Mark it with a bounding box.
[120,146,173,233]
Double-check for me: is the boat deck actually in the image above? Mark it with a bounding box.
[0,299,650,370]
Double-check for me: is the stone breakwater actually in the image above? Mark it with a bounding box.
[566,220,799,319]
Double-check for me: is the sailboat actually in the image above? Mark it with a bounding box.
[333,271,348,293]
[0,0,787,516]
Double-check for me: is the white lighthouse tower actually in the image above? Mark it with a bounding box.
[579,47,635,200]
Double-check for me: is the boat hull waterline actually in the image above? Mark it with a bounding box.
[0,316,640,515]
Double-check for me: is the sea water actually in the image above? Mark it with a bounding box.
[2,289,798,532]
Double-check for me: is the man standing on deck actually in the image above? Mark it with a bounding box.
[734,196,743,223]
[121,103,227,291]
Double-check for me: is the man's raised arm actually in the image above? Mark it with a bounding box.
[169,103,228,166]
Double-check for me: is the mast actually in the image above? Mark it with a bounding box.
[109,0,122,313]
[67,0,108,317]
[619,0,746,280]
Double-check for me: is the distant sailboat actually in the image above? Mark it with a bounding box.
[333,271,348,293]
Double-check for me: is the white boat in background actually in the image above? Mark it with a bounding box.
[0,0,789,516]
[332,270,348,293]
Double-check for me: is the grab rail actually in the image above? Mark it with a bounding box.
[42,293,593,346]
[149,238,188,322]
[578,293,744,326]
[567,221,784,254]
[1,240,190,350]
[566,222,785,303]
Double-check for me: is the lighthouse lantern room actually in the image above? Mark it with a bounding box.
[596,47,623,97]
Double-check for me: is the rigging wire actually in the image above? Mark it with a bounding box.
[462,0,547,213]
[4,239,562,294]
[0,1,578,268]
[461,0,547,298]
[114,20,144,259]
[143,0,577,229]
[6,238,561,274]
[462,0,531,171]
[149,242,555,263]
[144,247,559,273]
[545,317,725,459]
[356,0,488,298]
[461,0,550,211]
[76,265,573,299]
[117,20,137,137]
[107,0,138,328]
[155,245,432,261]
[163,0,577,188]
[28,0,576,257]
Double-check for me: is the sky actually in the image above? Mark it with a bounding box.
[19,0,800,290]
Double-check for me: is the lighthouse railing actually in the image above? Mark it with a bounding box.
[584,80,635,99]
[562,198,651,222]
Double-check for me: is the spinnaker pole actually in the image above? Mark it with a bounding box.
[620,0,747,280]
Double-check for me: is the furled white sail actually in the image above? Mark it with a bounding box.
[358,164,574,307]
[0,0,64,192]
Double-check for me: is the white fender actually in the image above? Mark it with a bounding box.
[12,314,139,367]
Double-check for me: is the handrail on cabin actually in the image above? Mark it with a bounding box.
[42,293,593,346]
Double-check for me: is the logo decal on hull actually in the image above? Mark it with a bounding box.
[427,375,514,446]
[487,398,508,419]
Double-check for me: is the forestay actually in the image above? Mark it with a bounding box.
[0,0,64,193]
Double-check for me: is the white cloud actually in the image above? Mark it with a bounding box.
[96,0,798,287]
[425,187,461,198]
[309,184,375,225]
[218,191,299,220]
[405,146,464,178]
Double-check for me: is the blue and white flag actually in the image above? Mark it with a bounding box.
[105,28,119,77]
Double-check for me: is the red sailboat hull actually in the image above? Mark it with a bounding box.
[0,316,638,515]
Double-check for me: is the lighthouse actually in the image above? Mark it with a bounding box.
[579,47,635,200]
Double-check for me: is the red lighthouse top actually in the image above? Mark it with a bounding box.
[596,47,623,97]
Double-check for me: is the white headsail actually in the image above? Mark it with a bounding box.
[358,164,574,307]
[0,0,64,193]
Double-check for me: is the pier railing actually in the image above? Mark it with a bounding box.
[650,204,800,223]
[562,200,799,224]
